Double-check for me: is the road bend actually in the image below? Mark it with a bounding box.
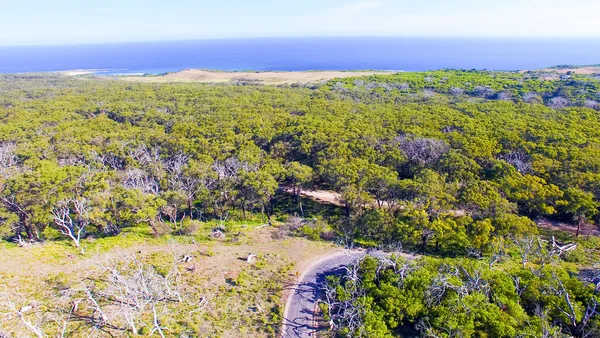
[281,251,365,338]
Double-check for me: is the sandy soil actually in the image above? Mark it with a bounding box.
[536,218,600,236]
[545,67,600,75]
[521,67,600,75]
[114,69,393,85]
[282,187,344,206]
[0,227,341,337]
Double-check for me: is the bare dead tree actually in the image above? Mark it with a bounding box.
[579,265,600,294]
[422,89,435,97]
[95,151,125,170]
[487,241,507,269]
[551,273,598,337]
[0,285,45,338]
[545,236,577,260]
[534,237,554,268]
[56,282,123,337]
[212,157,256,218]
[585,100,599,110]
[534,305,562,338]
[331,82,347,92]
[497,91,513,101]
[374,255,416,288]
[449,87,464,97]
[163,152,212,221]
[165,153,189,189]
[549,97,570,109]
[213,157,257,180]
[415,317,460,337]
[323,260,367,337]
[51,198,90,254]
[396,136,450,167]
[426,265,462,306]
[57,156,87,167]
[523,92,543,104]
[473,86,495,98]
[87,255,182,337]
[498,150,532,174]
[123,168,160,195]
[426,265,490,308]
[397,83,410,91]
[514,235,536,269]
[508,273,527,297]
[128,145,162,167]
[0,143,17,179]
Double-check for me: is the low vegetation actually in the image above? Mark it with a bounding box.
[1,68,600,336]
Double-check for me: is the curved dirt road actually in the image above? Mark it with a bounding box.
[281,251,365,337]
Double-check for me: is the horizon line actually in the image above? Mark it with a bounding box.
[2,35,600,48]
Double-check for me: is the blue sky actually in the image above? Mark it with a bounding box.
[2,0,599,45]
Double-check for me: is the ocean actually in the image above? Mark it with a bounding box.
[0,37,599,74]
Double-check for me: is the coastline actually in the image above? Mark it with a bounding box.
[54,69,110,76]
[103,69,396,85]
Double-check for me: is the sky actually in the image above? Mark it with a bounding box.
[1,0,599,45]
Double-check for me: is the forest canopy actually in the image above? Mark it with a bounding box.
[1,70,599,248]
[1,69,600,336]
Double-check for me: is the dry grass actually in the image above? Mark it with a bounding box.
[113,69,394,85]
[544,67,600,75]
[0,226,341,337]
[520,67,600,76]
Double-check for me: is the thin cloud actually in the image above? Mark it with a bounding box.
[328,0,383,22]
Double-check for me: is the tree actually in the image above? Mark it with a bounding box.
[549,96,570,109]
[496,166,563,217]
[0,161,85,240]
[119,189,167,237]
[166,156,215,219]
[458,180,516,219]
[285,161,313,216]
[74,255,183,337]
[52,198,90,254]
[560,188,599,237]
[0,143,17,179]
[550,272,599,337]
[0,285,45,338]
[396,136,450,168]
[240,165,281,222]
[523,92,543,104]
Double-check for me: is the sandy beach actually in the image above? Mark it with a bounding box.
[56,69,108,76]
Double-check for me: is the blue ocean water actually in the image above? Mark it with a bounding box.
[0,37,599,74]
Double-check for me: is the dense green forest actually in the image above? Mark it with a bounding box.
[1,70,600,337]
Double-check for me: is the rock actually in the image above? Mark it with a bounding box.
[246,253,257,264]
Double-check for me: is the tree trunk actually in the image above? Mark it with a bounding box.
[187,199,193,219]
[294,188,302,215]
[21,215,35,240]
[263,200,272,221]
[149,218,159,237]
[576,215,584,237]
